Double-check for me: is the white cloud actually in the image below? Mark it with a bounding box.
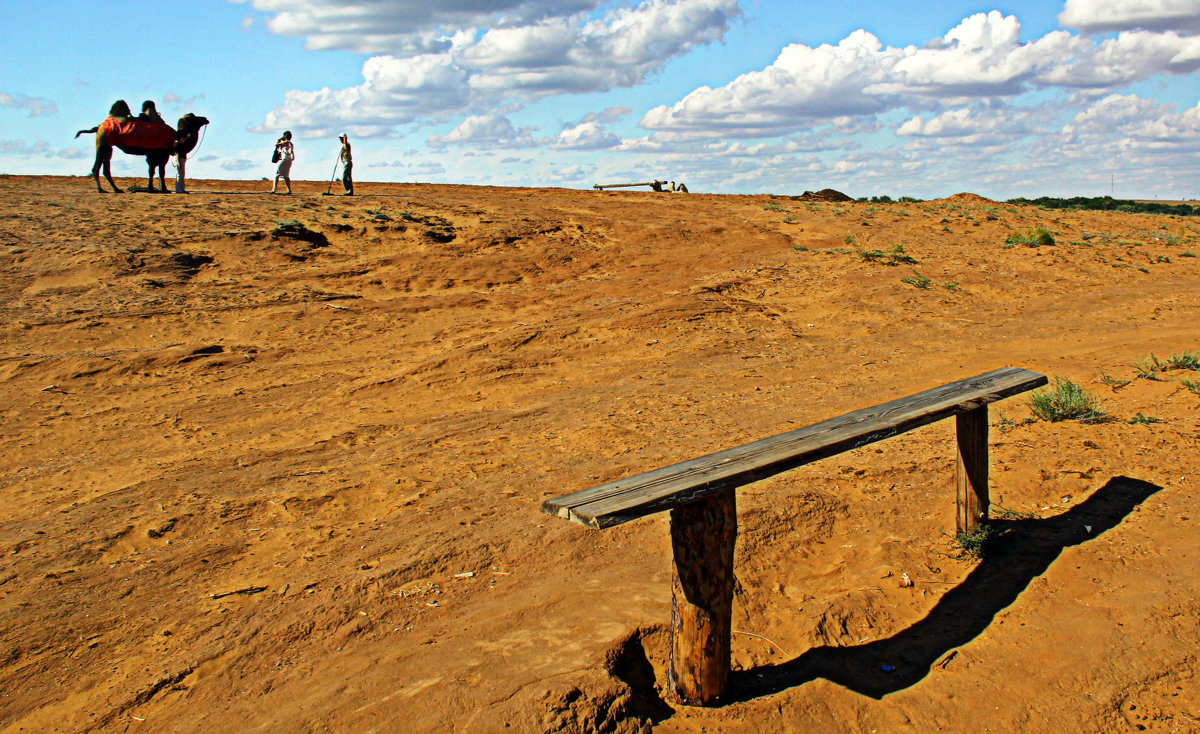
[1040,30,1200,87]
[0,139,51,155]
[897,106,1035,142]
[639,13,1078,139]
[1059,0,1200,34]
[548,165,590,181]
[1064,93,1200,152]
[638,9,1200,142]
[427,113,537,147]
[245,0,602,55]
[0,93,58,118]
[257,0,740,136]
[550,121,620,149]
[220,158,257,171]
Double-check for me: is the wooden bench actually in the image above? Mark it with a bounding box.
[541,366,1048,705]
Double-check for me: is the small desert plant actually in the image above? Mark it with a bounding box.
[1163,350,1200,371]
[901,270,931,289]
[793,245,810,251]
[844,234,856,245]
[862,244,918,266]
[1098,371,1131,390]
[943,280,959,290]
[763,203,783,212]
[1127,412,1162,425]
[1182,251,1197,258]
[953,524,1003,559]
[1028,377,1106,422]
[992,501,1036,521]
[1133,354,1164,380]
[1006,227,1056,247]
[1182,375,1200,394]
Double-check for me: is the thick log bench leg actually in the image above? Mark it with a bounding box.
[668,489,736,706]
[956,405,989,534]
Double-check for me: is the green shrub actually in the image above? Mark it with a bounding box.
[1005,227,1056,247]
[901,270,931,289]
[1028,377,1106,422]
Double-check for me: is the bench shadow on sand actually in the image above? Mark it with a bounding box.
[717,475,1161,703]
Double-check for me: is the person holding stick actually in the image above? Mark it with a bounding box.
[338,133,353,195]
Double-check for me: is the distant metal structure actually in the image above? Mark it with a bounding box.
[593,179,689,193]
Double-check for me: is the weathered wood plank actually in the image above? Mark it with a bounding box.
[668,489,736,705]
[542,367,1046,528]
[956,405,989,534]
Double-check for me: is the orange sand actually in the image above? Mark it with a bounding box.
[1,176,1197,732]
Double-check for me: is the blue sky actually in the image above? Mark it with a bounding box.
[1,0,1197,199]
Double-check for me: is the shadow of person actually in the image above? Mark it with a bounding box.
[728,476,1161,702]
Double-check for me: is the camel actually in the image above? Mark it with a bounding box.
[76,101,209,193]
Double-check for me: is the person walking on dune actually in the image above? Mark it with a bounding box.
[271,131,294,194]
[338,133,353,196]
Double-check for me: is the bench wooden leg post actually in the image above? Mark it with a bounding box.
[956,405,989,534]
[668,489,736,706]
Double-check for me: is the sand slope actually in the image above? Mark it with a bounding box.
[1,176,1198,732]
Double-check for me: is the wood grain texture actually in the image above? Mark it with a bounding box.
[543,367,1046,528]
[956,405,990,534]
[668,490,736,706]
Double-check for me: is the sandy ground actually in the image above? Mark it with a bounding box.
[1,175,1198,733]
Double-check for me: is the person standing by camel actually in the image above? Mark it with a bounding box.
[271,131,293,194]
[338,133,353,195]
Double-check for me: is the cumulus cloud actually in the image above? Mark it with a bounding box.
[1041,30,1200,87]
[1064,93,1200,152]
[638,9,1200,141]
[550,121,620,149]
[897,106,1036,142]
[1059,0,1200,34]
[0,93,58,118]
[427,113,537,147]
[245,0,603,55]
[640,13,1086,139]
[257,0,740,136]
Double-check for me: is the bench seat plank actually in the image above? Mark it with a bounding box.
[542,367,1047,529]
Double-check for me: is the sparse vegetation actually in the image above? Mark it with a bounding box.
[953,524,1003,559]
[861,244,918,265]
[1127,412,1162,425]
[993,502,1037,521]
[1005,227,1056,247]
[1135,351,1200,379]
[1028,377,1106,422]
[1098,371,1131,390]
[1164,351,1200,371]
[900,270,931,289]
[1182,375,1200,394]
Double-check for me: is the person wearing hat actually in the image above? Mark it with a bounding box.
[338,133,353,195]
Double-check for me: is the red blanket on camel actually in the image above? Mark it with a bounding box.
[98,116,176,152]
